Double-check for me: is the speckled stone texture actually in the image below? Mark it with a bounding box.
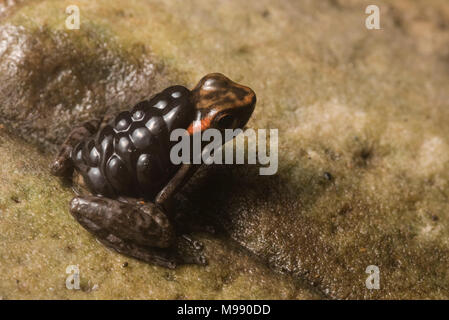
[1,0,449,299]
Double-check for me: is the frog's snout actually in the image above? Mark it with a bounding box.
[193,73,255,102]
[191,73,256,129]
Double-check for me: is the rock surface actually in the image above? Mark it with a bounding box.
[0,131,319,299]
[1,0,449,299]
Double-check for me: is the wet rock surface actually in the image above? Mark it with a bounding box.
[1,0,449,299]
[0,22,173,152]
[0,131,319,299]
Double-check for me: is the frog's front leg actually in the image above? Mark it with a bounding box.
[155,163,214,236]
[69,195,206,268]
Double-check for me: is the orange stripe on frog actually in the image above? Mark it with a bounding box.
[186,115,213,135]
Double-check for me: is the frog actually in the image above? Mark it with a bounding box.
[50,73,256,269]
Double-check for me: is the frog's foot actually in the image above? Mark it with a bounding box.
[96,236,179,269]
[50,118,103,177]
[174,234,207,266]
[181,234,203,250]
[98,233,207,268]
[69,195,207,268]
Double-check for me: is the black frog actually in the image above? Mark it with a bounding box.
[51,73,256,268]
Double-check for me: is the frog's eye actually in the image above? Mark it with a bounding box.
[216,114,235,129]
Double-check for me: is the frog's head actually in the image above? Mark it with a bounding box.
[188,73,256,134]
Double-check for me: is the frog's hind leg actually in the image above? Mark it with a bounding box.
[69,195,207,268]
[50,118,103,177]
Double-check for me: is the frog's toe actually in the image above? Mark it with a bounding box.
[191,244,208,266]
[50,156,73,177]
[181,234,204,250]
[176,249,208,266]
[195,253,208,266]
[175,234,208,266]
[192,240,203,250]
